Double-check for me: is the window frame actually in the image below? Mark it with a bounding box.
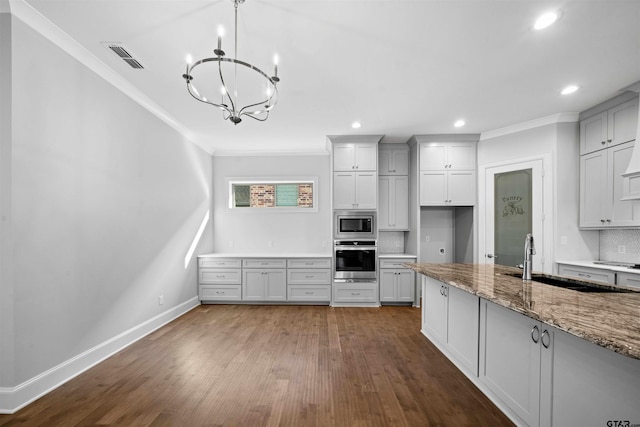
[226,176,319,213]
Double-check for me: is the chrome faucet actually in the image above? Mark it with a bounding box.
[523,233,536,280]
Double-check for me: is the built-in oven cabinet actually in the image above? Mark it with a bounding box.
[333,282,378,304]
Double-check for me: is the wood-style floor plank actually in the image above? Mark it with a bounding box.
[0,305,514,426]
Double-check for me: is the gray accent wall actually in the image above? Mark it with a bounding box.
[1,15,213,388]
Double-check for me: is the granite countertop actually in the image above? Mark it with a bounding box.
[198,253,332,258]
[406,263,640,360]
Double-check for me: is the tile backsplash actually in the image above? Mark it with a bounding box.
[379,231,405,254]
[600,229,640,264]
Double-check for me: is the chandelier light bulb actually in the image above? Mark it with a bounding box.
[185,54,193,65]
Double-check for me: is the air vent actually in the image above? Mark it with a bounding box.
[101,42,145,70]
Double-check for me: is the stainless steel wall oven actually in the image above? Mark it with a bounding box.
[334,240,377,280]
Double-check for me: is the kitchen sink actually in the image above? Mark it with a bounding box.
[506,273,635,293]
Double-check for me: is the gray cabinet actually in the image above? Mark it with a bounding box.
[422,276,479,376]
[378,175,409,230]
[333,141,378,171]
[379,258,414,303]
[580,97,638,155]
[333,171,377,210]
[286,258,331,302]
[580,141,640,228]
[617,271,640,289]
[198,258,242,302]
[379,146,409,175]
[419,141,476,206]
[557,263,616,284]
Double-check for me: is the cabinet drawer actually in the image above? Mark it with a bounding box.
[333,283,377,302]
[243,259,287,269]
[199,285,242,301]
[379,258,413,269]
[287,285,331,301]
[287,269,332,285]
[287,258,332,269]
[617,272,640,289]
[198,258,242,268]
[557,265,615,285]
[199,269,242,284]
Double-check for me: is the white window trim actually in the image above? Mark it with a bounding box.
[225,176,319,213]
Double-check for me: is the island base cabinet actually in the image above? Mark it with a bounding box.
[479,300,541,427]
[544,327,640,427]
[421,277,479,376]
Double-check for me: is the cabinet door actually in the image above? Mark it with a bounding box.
[608,141,640,226]
[542,326,640,427]
[333,172,356,209]
[333,144,356,171]
[378,176,392,229]
[580,112,608,155]
[608,98,639,147]
[448,171,475,205]
[396,270,415,302]
[420,172,447,205]
[392,176,409,229]
[447,143,475,170]
[422,277,447,343]
[420,144,447,170]
[579,150,608,227]
[479,300,541,427]
[354,143,378,171]
[446,286,479,375]
[380,270,397,301]
[391,149,410,175]
[354,172,377,209]
[243,271,266,300]
[265,270,286,300]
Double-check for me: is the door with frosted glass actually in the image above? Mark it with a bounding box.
[484,160,544,272]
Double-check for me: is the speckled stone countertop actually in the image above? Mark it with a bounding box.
[406,263,640,360]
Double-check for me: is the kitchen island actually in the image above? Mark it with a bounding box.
[406,262,640,427]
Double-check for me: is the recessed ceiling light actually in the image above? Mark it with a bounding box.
[561,85,579,95]
[534,11,559,30]
[454,119,466,128]
[351,121,362,129]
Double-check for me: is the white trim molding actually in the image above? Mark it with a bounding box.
[480,112,579,141]
[0,297,200,414]
[4,0,208,153]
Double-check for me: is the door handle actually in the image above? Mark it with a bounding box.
[486,254,498,259]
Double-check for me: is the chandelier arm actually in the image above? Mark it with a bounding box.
[243,111,270,122]
[186,80,232,114]
[217,58,238,118]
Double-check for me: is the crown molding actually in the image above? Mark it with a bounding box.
[480,112,579,141]
[213,148,330,157]
[5,0,211,154]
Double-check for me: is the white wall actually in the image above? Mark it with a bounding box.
[1,13,213,404]
[212,155,331,254]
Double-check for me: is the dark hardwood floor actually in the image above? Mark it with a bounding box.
[0,305,514,426]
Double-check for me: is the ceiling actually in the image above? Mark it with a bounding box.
[17,0,640,154]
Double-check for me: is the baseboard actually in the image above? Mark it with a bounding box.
[0,297,200,414]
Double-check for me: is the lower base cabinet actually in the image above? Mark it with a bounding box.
[380,258,415,304]
[422,276,479,376]
[243,269,287,301]
[479,298,640,427]
[333,282,378,304]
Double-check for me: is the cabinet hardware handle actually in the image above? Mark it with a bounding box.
[216,275,226,278]
[440,285,444,295]
[607,139,612,143]
[443,286,448,297]
[305,276,314,278]
[577,273,592,278]
[305,291,314,295]
[601,140,606,145]
[541,330,550,348]
[531,325,540,343]
[351,292,361,296]
[601,219,606,223]
[606,219,611,222]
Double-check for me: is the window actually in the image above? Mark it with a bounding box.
[227,178,317,211]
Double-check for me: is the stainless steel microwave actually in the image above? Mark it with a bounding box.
[334,211,376,239]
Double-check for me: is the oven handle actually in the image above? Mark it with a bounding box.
[334,247,377,251]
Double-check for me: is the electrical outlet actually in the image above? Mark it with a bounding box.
[560,236,567,245]
[158,295,164,306]
[425,235,431,242]
[229,240,234,248]
[268,240,274,248]
[322,241,327,247]
[618,245,626,254]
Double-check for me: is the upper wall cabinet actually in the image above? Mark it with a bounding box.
[333,142,378,171]
[418,140,477,206]
[580,96,638,155]
[379,146,410,175]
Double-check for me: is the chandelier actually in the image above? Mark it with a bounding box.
[182,0,280,125]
